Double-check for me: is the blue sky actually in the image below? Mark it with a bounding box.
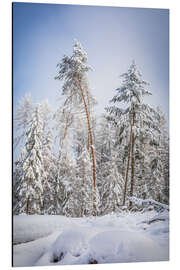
[13,2,169,122]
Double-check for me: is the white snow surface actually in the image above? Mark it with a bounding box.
[13,211,169,267]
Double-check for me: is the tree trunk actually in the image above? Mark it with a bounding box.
[129,111,135,207]
[122,119,133,205]
[26,196,30,215]
[77,75,97,216]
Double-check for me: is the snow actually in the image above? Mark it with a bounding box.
[13,231,60,267]
[13,210,169,267]
[13,215,74,244]
[129,197,169,210]
[89,230,166,263]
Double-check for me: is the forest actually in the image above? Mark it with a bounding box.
[13,40,169,217]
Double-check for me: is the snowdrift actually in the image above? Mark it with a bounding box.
[13,210,169,267]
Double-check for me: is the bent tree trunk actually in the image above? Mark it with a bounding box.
[122,119,133,205]
[77,75,97,216]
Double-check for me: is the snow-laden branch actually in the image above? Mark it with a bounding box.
[129,197,169,211]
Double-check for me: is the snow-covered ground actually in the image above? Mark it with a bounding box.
[13,210,169,267]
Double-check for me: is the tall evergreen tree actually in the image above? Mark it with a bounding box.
[106,61,158,206]
[15,105,45,214]
[55,40,97,215]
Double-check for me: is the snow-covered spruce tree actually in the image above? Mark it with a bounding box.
[57,126,95,217]
[106,61,157,207]
[58,109,97,217]
[95,115,112,214]
[100,151,123,215]
[61,146,98,217]
[15,105,45,215]
[37,100,60,214]
[105,112,131,206]
[121,107,168,205]
[131,107,169,205]
[131,133,153,202]
[59,154,79,217]
[95,115,124,214]
[143,107,169,204]
[13,154,24,214]
[14,93,34,149]
[42,129,58,214]
[76,146,94,217]
[55,40,97,216]
[13,94,34,214]
[146,148,165,203]
[156,107,169,204]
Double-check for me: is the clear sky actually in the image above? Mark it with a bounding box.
[13,2,169,123]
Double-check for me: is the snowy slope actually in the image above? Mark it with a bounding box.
[13,211,169,267]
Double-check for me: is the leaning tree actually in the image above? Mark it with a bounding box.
[55,40,97,216]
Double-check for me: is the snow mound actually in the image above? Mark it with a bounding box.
[89,230,167,263]
[13,212,169,266]
[13,215,74,244]
[36,227,95,266]
[52,229,89,259]
[37,228,168,265]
